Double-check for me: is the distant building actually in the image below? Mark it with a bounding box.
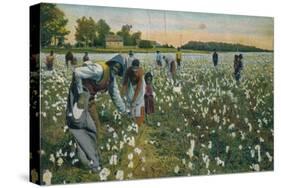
[105,35,123,48]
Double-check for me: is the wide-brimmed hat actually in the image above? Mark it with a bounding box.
[107,54,125,76]
[145,72,153,80]
[131,59,140,71]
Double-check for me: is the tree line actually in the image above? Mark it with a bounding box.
[40,4,142,48]
[181,41,272,52]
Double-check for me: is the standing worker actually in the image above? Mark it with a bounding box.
[65,50,74,69]
[83,52,90,62]
[234,54,244,82]
[45,50,55,71]
[176,48,182,69]
[155,50,162,67]
[212,49,218,67]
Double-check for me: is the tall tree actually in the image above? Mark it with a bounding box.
[117,24,132,45]
[116,25,142,46]
[131,31,141,45]
[40,4,69,47]
[75,17,96,47]
[96,19,111,47]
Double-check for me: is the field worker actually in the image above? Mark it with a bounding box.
[176,48,182,68]
[144,72,155,115]
[66,54,130,172]
[156,50,163,67]
[45,50,55,71]
[212,49,218,67]
[74,54,129,114]
[127,50,136,68]
[163,55,177,82]
[65,50,74,69]
[122,59,146,127]
[234,54,244,82]
[83,52,90,62]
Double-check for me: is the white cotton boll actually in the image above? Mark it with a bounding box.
[109,154,118,166]
[176,128,181,132]
[174,165,180,174]
[250,164,260,171]
[157,122,161,127]
[113,132,118,139]
[239,145,243,150]
[141,156,146,163]
[226,146,230,153]
[112,145,118,151]
[43,170,52,185]
[128,153,134,160]
[57,157,64,166]
[202,154,210,169]
[255,145,262,162]
[182,158,186,165]
[108,127,115,133]
[188,162,193,170]
[134,147,142,155]
[119,141,124,150]
[259,137,264,143]
[208,141,212,149]
[71,158,79,165]
[250,149,255,158]
[128,161,134,168]
[228,123,235,130]
[266,152,273,162]
[215,157,225,167]
[240,131,245,140]
[128,137,135,147]
[42,112,46,118]
[248,123,252,132]
[115,170,124,180]
[106,143,111,151]
[56,112,62,117]
[52,116,57,123]
[186,139,195,159]
[99,168,111,181]
[69,152,75,158]
[49,154,55,163]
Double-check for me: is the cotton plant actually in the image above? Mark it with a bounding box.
[40,53,273,183]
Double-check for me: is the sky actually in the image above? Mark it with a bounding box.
[57,3,274,50]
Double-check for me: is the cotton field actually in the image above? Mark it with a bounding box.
[39,52,273,185]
